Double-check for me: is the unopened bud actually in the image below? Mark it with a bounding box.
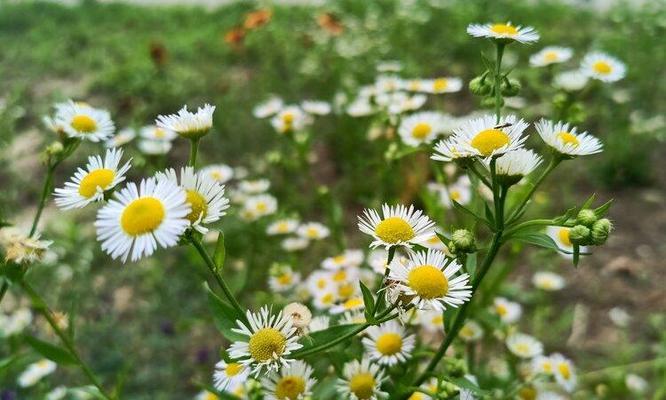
[501,79,521,97]
[451,229,475,254]
[569,225,591,245]
[45,141,64,156]
[576,209,598,227]
[469,76,492,96]
[591,218,612,245]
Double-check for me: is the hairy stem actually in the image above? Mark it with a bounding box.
[29,165,56,237]
[188,138,200,167]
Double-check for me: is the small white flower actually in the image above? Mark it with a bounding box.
[330,296,365,315]
[281,237,309,252]
[55,100,115,142]
[213,360,249,392]
[530,46,573,67]
[418,308,445,333]
[398,111,449,147]
[459,320,484,342]
[17,359,56,387]
[54,148,132,209]
[337,358,388,400]
[155,103,215,139]
[140,125,177,142]
[105,127,136,148]
[493,297,522,324]
[309,316,330,332]
[535,119,602,157]
[467,22,539,44]
[625,373,648,394]
[262,360,317,400]
[322,249,364,270]
[554,70,589,91]
[242,194,278,220]
[138,139,172,155]
[347,97,375,117]
[581,52,626,82]
[358,204,435,249]
[270,105,311,134]
[239,179,271,194]
[297,222,330,240]
[420,77,463,94]
[268,266,301,292]
[363,320,415,366]
[301,100,332,115]
[492,148,542,179]
[506,333,543,359]
[546,226,589,259]
[551,353,577,392]
[267,218,300,235]
[253,96,284,119]
[532,271,566,291]
[201,164,234,184]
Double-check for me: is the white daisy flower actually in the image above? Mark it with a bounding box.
[17,359,56,387]
[196,390,220,400]
[322,249,364,270]
[347,98,375,117]
[531,354,555,375]
[400,79,427,92]
[297,222,330,240]
[0,308,33,337]
[530,46,573,67]
[155,103,215,139]
[535,119,602,157]
[459,320,484,342]
[242,194,278,220]
[581,52,626,82]
[268,266,301,293]
[421,77,463,94]
[506,332,543,359]
[337,358,388,400]
[492,148,542,179]
[105,127,136,148]
[546,226,589,259]
[358,204,435,249]
[375,75,402,93]
[45,386,67,400]
[138,139,172,155]
[54,100,115,142]
[239,179,271,194]
[330,296,364,315]
[312,290,338,310]
[267,218,300,235]
[388,93,427,115]
[229,306,303,375]
[363,320,415,366]
[433,115,529,161]
[398,111,448,147]
[467,22,540,44]
[301,100,332,116]
[422,232,448,252]
[140,125,177,142]
[493,297,522,324]
[262,360,317,400]
[418,309,445,333]
[443,176,473,207]
[201,164,234,184]
[54,148,132,209]
[532,271,566,291]
[95,177,190,262]
[309,316,330,332]
[388,249,471,311]
[306,270,335,296]
[253,96,284,119]
[554,70,589,91]
[281,237,309,252]
[270,105,311,134]
[213,360,249,392]
[551,353,577,392]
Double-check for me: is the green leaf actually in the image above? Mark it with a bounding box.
[452,199,488,225]
[359,281,375,321]
[448,376,488,395]
[510,232,575,255]
[581,193,597,209]
[205,284,245,342]
[553,206,577,225]
[291,324,364,357]
[466,252,477,277]
[435,232,450,243]
[0,355,17,371]
[593,199,613,218]
[24,335,76,365]
[213,231,226,271]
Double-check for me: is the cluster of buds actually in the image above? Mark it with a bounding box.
[469,71,522,108]
[569,208,613,246]
[448,229,476,257]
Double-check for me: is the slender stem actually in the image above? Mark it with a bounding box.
[19,279,112,400]
[189,235,246,324]
[506,157,561,223]
[30,165,56,237]
[188,138,200,167]
[494,43,506,123]
[0,280,8,304]
[504,218,557,237]
[467,162,491,188]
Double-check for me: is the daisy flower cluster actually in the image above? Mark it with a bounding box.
[253,96,329,134]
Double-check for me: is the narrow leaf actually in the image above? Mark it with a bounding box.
[359,281,375,321]
[593,199,613,218]
[213,231,226,271]
[205,284,245,342]
[24,335,76,365]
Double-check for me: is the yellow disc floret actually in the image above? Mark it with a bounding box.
[375,332,403,356]
[433,78,448,92]
[593,61,612,75]
[120,197,166,236]
[78,169,115,198]
[375,217,414,244]
[471,129,510,156]
[408,265,449,299]
[185,190,208,223]
[248,328,286,362]
[411,123,432,139]
[558,228,572,247]
[556,131,580,147]
[491,24,518,36]
[71,114,97,133]
[275,375,306,400]
[225,362,243,376]
[544,51,559,62]
[349,373,376,400]
[558,363,571,379]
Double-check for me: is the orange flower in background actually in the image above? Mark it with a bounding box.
[317,12,344,36]
[244,9,272,30]
[224,27,246,47]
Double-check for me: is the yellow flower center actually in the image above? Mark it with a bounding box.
[433,78,448,91]
[411,123,432,139]
[321,293,335,305]
[333,270,347,282]
[408,265,448,299]
[408,80,421,91]
[593,61,612,75]
[333,254,346,264]
[431,315,444,325]
[376,332,403,355]
[248,328,286,362]
[349,373,376,400]
[338,283,355,298]
[210,171,223,181]
[491,24,518,36]
[154,128,166,138]
[544,51,559,62]
[515,343,530,355]
[496,304,508,316]
[78,169,115,198]
[471,128,510,156]
[204,392,219,400]
[557,131,580,147]
[558,228,572,247]
[541,361,553,373]
[343,297,363,310]
[282,112,295,124]
[306,227,319,238]
[408,393,425,400]
[225,362,243,376]
[256,201,268,212]
[71,114,97,133]
[558,363,571,379]
[518,387,537,400]
[275,375,306,400]
[185,190,208,223]
[460,325,474,338]
[316,278,328,289]
[120,197,166,236]
[450,190,461,201]
[375,217,415,244]
[277,273,293,285]
[276,222,290,233]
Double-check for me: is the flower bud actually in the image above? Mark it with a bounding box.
[45,141,64,156]
[576,209,598,227]
[501,79,521,97]
[591,218,612,245]
[569,224,591,245]
[451,229,476,254]
[480,96,503,108]
[469,76,492,96]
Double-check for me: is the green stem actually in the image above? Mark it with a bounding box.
[494,43,506,123]
[0,280,8,304]
[506,157,561,223]
[30,165,56,237]
[189,235,246,324]
[19,279,112,400]
[188,138,200,167]
[467,162,491,188]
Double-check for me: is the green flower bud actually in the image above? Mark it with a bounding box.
[445,357,467,378]
[569,225,591,245]
[501,79,521,97]
[469,76,492,96]
[591,218,612,245]
[451,229,475,254]
[480,96,503,108]
[576,209,598,227]
[45,141,64,156]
